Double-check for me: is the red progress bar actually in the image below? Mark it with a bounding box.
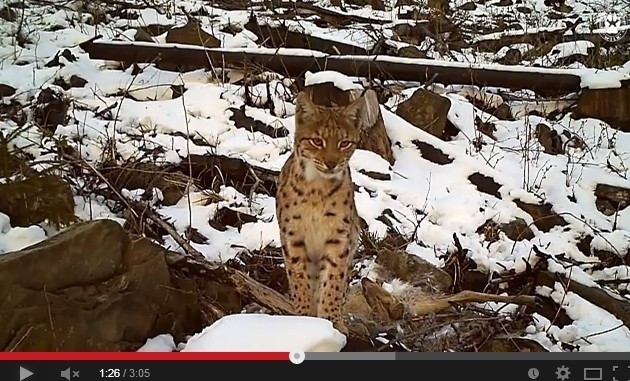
[0,352,289,361]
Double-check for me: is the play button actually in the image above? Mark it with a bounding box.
[19,366,34,381]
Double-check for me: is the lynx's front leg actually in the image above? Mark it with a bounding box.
[317,242,353,335]
[283,241,317,316]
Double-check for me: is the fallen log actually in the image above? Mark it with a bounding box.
[208,0,390,24]
[472,29,630,53]
[286,1,389,25]
[446,246,630,329]
[79,39,585,95]
[244,17,370,55]
[536,271,630,328]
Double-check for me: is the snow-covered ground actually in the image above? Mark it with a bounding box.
[1,0,629,352]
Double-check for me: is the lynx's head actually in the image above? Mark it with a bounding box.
[293,91,367,178]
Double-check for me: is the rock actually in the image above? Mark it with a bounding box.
[555,4,573,12]
[0,6,16,22]
[305,82,353,108]
[396,89,452,139]
[595,184,630,216]
[575,80,630,132]
[496,48,523,65]
[501,218,535,241]
[427,0,449,12]
[0,84,16,98]
[229,106,289,138]
[0,219,202,351]
[100,162,189,206]
[392,23,426,45]
[53,75,88,90]
[185,227,209,244]
[459,1,477,10]
[412,140,454,165]
[0,100,26,126]
[547,10,565,19]
[535,123,586,154]
[304,82,395,164]
[33,87,69,132]
[44,49,77,68]
[166,19,220,47]
[468,172,502,198]
[134,28,155,42]
[181,154,279,197]
[69,75,88,88]
[209,207,257,232]
[459,88,513,120]
[345,0,386,10]
[352,89,395,165]
[358,169,391,181]
[514,200,569,232]
[0,174,76,228]
[397,46,428,58]
[138,24,172,38]
[536,123,564,154]
[475,116,497,138]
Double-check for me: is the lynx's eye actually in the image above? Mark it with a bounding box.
[338,140,353,150]
[309,138,325,148]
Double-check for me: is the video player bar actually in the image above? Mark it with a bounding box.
[3,352,630,360]
[2,352,629,381]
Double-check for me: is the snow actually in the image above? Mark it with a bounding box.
[138,334,177,352]
[305,71,364,91]
[591,231,630,257]
[527,283,630,352]
[181,314,346,352]
[549,41,595,59]
[0,213,48,254]
[0,0,629,353]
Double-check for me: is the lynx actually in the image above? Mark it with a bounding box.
[276,91,367,334]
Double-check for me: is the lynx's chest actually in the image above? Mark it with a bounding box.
[291,181,350,253]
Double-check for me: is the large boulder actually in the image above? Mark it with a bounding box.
[395,88,452,139]
[0,219,202,351]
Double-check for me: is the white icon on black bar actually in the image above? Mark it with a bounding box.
[61,368,71,381]
[19,366,34,381]
[60,367,80,380]
[289,350,305,364]
[583,368,602,381]
[556,365,571,381]
[528,368,540,380]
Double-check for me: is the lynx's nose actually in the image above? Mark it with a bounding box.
[324,160,338,170]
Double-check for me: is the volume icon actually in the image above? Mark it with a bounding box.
[61,368,72,381]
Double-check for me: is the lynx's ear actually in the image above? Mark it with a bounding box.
[294,92,319,125]
[342,90,373,128]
